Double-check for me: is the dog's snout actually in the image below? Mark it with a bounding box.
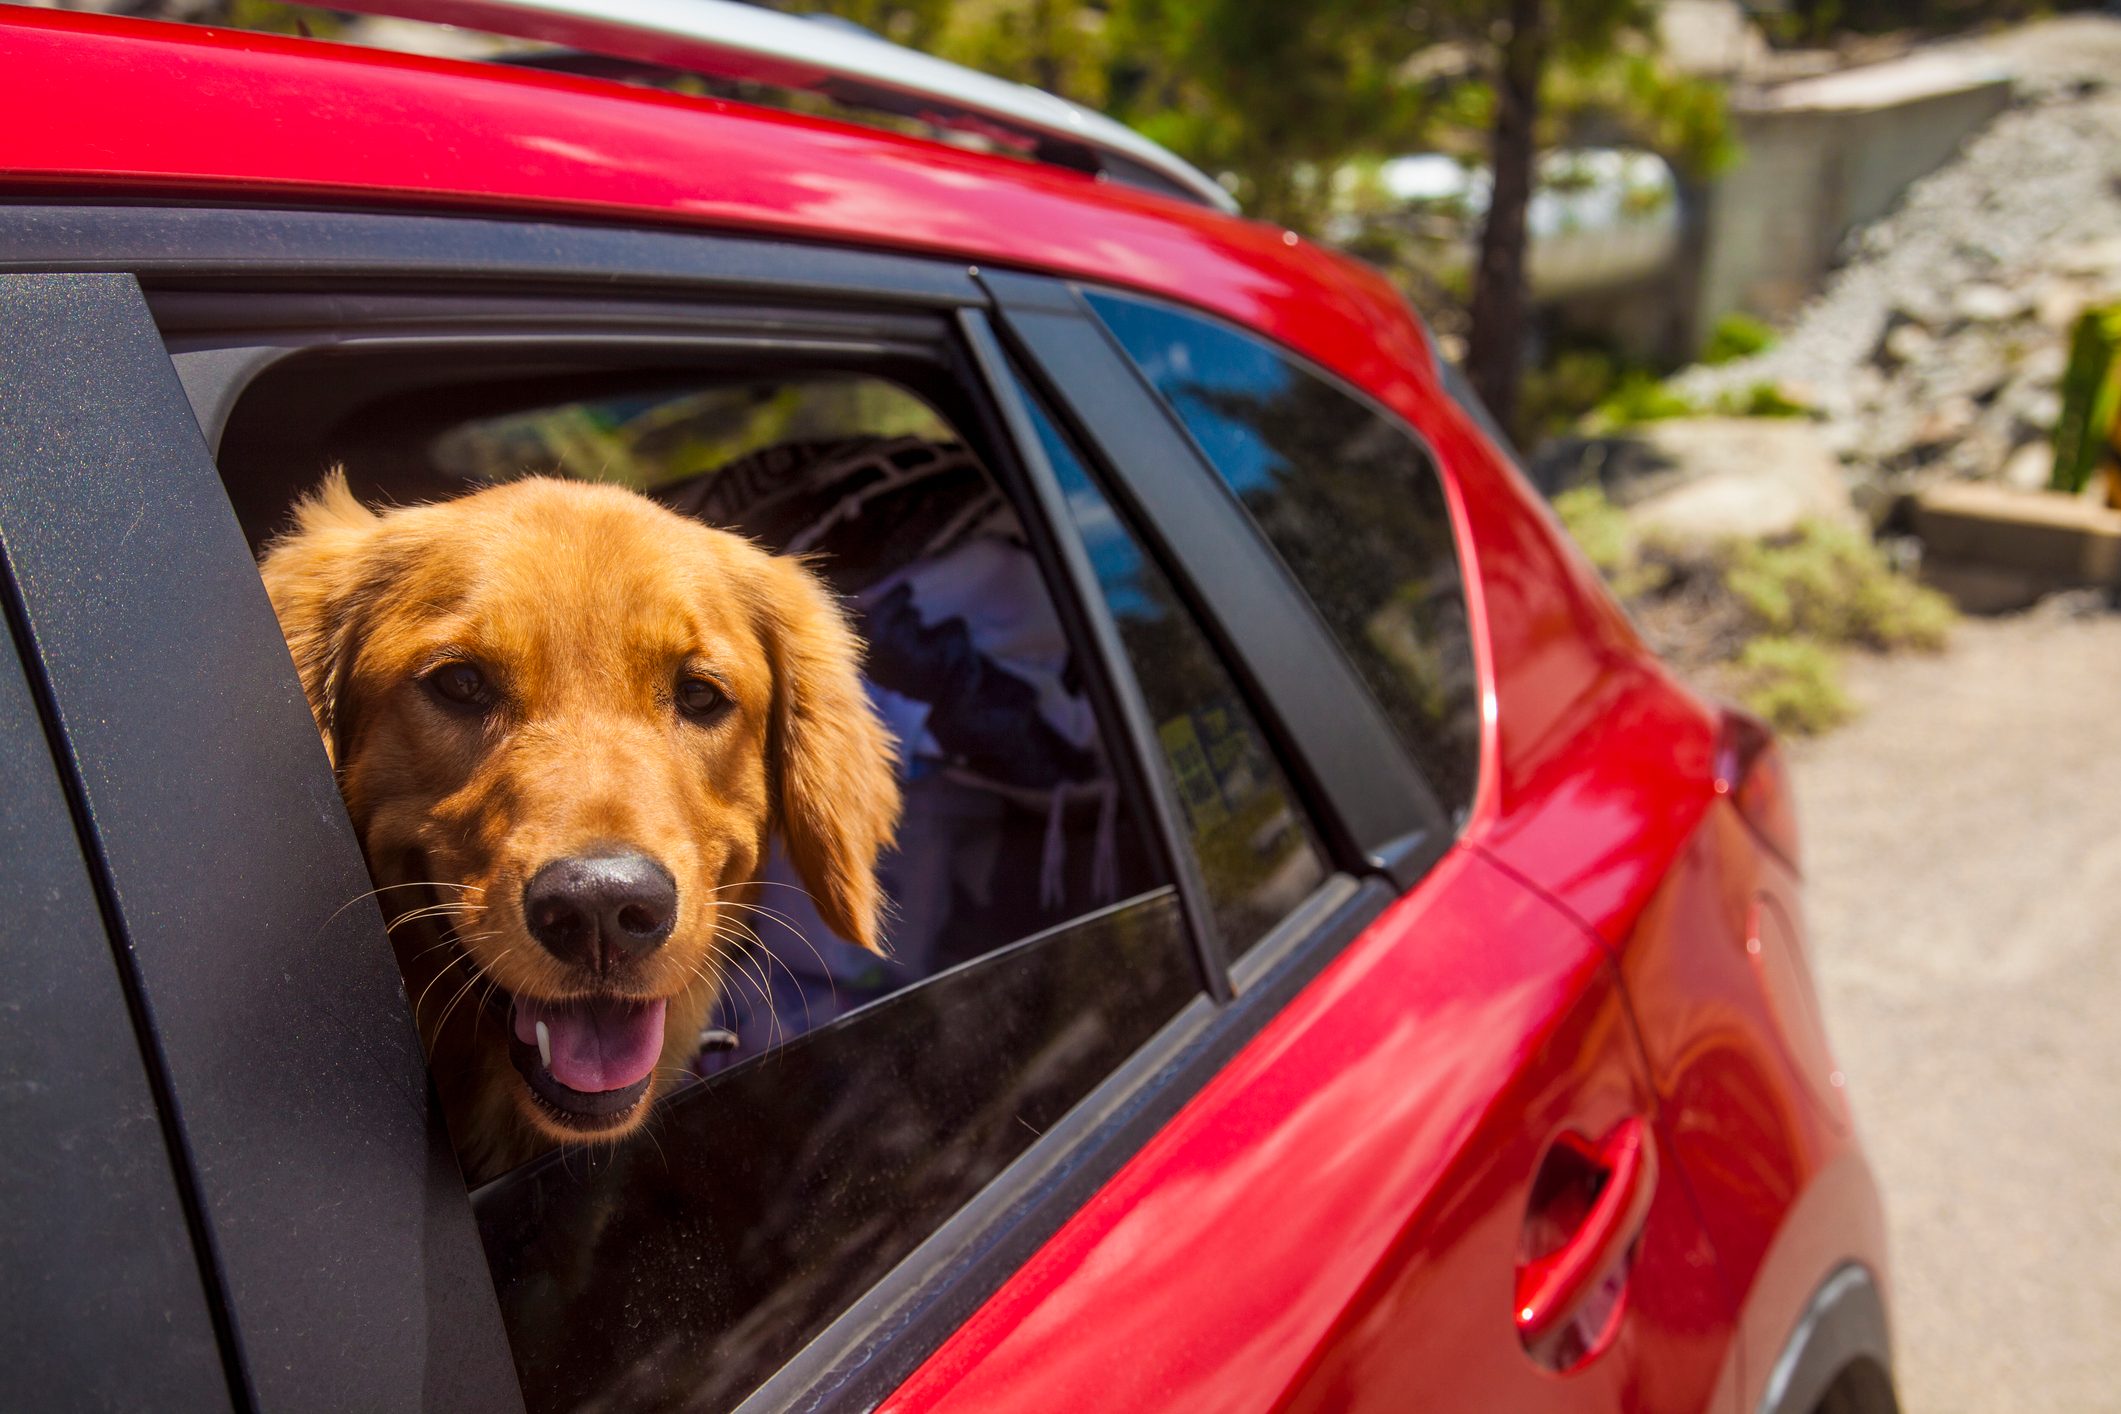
[523,852,678,968]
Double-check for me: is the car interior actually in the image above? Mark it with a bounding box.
[219,347,1163,1049]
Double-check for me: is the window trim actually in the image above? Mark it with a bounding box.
[979,269,1452,896]
[1078,283,1483,825]
[0,571,233,1412]
[172,303,984,549]
[0,204,986,308]
[0,269,526,1414]
[153,288,966,458]
[953,309,1233,1002]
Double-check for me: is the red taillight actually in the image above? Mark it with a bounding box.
[1714,706,1800,874]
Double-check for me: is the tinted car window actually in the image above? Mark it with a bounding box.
[1086,291,1481,816]
[477,888,1194,1413]
[1015,384,1329,958]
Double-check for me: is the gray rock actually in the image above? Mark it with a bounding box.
[1878,320,1936,369]
[2003,440,2056,490]
[1614,18,2121,509]
[1913,396,1980,450]
[2034,277,2094,328]
[2014,388,2064,435]
[1953,282,2028,324]
[2019,342,2070,385]
[1669,25,2121,466]
[1617,418,1862,554]
[2055,235,2121,280]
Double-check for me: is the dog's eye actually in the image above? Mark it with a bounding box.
[676,675,729,721]
[425,661,495,711]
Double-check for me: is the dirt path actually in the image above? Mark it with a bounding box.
[1787,601,2121,1413]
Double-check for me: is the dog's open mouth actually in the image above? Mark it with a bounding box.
[506,994,668,1128]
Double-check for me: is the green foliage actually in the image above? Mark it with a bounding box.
[1541,47,1739,180]
[780,0,952,49]
[1551,494,1953,736]
[1582,375,1810,432]
[773,1,1726,240]
[1718,382,1809,419]
[1732,636,1852,735]
[1518,345,1633,439]
[1725,522,1956,651]
[1702,312,1779,366]
[1552,483,1669,599]
[2051,304,2121,495]
[220,0,346,37]
[1552,485,1629,572]
[1585,370,1700,430]
[1113,2,1437,228]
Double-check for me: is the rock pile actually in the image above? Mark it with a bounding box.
[1674,16,2121,500]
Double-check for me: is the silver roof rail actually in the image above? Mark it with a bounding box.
[326,0,1240,213]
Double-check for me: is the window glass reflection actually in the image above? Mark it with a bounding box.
[1087,291,1481,816]
[1016,386,1327,957]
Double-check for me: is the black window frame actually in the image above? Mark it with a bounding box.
[978,272,1454,909]
[0,552,232,1414]
[1077,284,1484,825]
[0,265,525,1414]
[0,205,1467,1413]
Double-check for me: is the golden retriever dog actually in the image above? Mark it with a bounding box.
[261,472,900,1184]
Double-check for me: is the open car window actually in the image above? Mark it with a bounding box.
[224,363,1160,1050]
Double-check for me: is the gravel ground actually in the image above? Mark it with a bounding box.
[1788,599,2121,1413]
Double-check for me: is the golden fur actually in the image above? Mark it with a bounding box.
[261,472,900,1183]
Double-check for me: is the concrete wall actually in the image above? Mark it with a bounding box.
[1693,53,2012,346]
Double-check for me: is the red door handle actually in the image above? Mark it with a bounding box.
[1514,1116,1658,1344]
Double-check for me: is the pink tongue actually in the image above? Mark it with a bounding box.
[512,996,668,1093]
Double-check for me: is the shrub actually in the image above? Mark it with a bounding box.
[1583,374,1809,432]
[1725,522,1955,651]
[1713,381,1810,419]
[1552,483,1670,600]
[1702,312,1779,366]
[1550,499,1955,738]
[1733,636,1852,735]
[1585,371,1701,431]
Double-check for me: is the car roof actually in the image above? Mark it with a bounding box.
[0,6,1442,422]
[327,0,1239,212]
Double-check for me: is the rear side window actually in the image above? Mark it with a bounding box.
[1085,291,1481,816]
[1014,385,1328,958]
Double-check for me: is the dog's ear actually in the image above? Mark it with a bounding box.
[258,469,387,768]
[754,553,901,954]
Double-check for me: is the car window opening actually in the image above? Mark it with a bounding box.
[206,342,1222,1409]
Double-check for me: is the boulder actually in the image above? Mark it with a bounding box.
[1606,418,1863,554]
[2055,236,2121,282]
[1952,282,2029,324]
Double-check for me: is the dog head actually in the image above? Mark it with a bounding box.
[261,472,899,1180]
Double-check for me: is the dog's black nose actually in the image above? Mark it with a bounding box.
[523,852,677,969]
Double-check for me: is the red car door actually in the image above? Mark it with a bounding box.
[883,846,1737,1413]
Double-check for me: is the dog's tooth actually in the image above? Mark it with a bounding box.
[535,1019,552,1071]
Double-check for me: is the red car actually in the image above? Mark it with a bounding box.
[0,4,1894,1412]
